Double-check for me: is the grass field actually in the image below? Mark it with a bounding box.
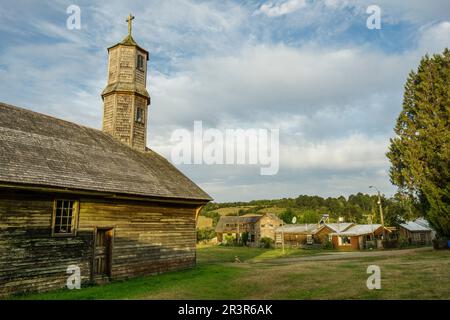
[11,246,450,300]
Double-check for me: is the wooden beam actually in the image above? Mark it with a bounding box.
[0,183,209,205]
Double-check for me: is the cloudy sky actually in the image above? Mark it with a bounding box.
[0,0,449,202]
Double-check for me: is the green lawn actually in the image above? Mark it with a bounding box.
[10,246,450,300]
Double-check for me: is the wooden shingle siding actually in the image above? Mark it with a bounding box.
[0,190,198,296]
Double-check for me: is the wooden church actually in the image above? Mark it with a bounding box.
[0,15,211,296]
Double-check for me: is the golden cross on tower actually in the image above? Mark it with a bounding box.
[126,13,135,36]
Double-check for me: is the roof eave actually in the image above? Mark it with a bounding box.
[0,181,212,205]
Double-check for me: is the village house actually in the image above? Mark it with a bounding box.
[275,223,354,247]
[215,213,283,246]
[399,219,433,245]
[0,16,211,296]
[329,224,394,250]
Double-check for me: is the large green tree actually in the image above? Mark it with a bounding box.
[387,48,450,237]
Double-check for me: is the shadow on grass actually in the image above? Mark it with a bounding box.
[14,263,248,300]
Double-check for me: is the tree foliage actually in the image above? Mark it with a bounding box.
[387,48,450,237]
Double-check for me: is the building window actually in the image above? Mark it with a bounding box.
[52,200,78,236]
[137,54,144,70]
[135,107,144,123]
[338,236,351,246]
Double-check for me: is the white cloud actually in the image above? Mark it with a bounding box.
[417,21,450,55]
[148,44,412,130]
[280,134,389,170]
[258,0,307,17]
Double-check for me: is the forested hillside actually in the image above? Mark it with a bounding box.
[201,193,420,227]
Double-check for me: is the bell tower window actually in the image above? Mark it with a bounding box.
[136,107,144,124]
[137,54,144,71]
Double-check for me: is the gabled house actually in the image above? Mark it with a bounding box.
[329,224,393,250]
[215,213,283,246]
[399,219,433,245]
[275,222,354,247]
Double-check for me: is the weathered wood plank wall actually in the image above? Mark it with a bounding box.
[0,189,198,296]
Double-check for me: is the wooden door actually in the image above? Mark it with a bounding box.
[94,228,113,279]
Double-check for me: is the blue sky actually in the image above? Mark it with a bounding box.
[0,0,449,202]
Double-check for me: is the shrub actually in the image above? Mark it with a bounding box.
[398,235,410,248]
[432,237,449,250]
[196,228,216,243]
[382,239,399,249]
[366,241,376,250]
[322,239,333,249]
[260,237,274,248]
[241,232,249,246]
[224,234,236,246]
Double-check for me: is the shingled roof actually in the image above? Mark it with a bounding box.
[0,102,212,202]
[215,215,262,233]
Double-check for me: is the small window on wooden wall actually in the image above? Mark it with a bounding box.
[52,200,79,236]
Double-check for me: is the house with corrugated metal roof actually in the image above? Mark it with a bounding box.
[399,218,433,245]
[275,222,354,247]
[329,224,394,250]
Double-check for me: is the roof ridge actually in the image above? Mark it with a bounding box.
[0,101,103,134]
[0,101,160,154]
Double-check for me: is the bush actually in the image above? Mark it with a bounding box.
[197,228,216,243]
[398,235,410,248]
[224,234,236,246]
[241,232,249,246]
[382,239,399,249]
[432,238,449,250]
[322,239,333,249]
[260,237,274,248]
[366,241,376,250]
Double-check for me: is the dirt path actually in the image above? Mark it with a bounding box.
[253,247,433,265]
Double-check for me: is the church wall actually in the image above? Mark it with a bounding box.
[0,189,198,297]
[79,198,197,281]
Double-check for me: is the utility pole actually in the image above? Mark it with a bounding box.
[237,210,240,245]
[369,186,386,240]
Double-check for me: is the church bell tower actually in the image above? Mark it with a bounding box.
[101,14,150,151]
